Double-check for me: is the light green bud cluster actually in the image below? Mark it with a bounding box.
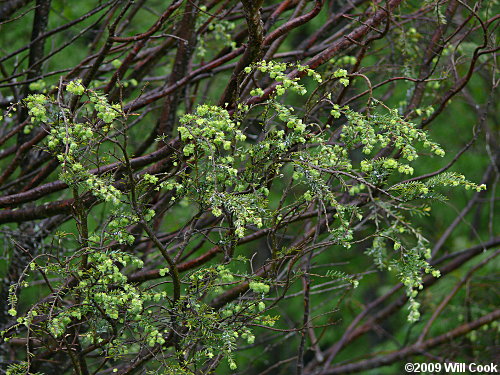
[336,55,357,66]
[363,158,415,176]
[47,122,94,153]
[332,68,350,86]
[274,102,307,133]
[24,94,48,130]
[66,79,85,95]
[90,92,121,124]
[197,18,236,57]
[178,104,271,239]
[143,173,159,184]
[348,184,366,196]
[64,251,153,337]
[159,267,169,277]
[330,103,342,118]
[407,298,421,322]
[48,314,72,337]
[245,60,323,97]
[28,79,47,92]
[407,27,422,43]
[248,281,270,294]
[240,330,255,344]
[303,190,313,201]
[250,87,264,97]
[144,208,155,221]
[84,174,122,206]
[107,214,138,244]
[145,327,165,347]
[415,105,434,118]
[217,265,234,283]
[221,193,266,238]
[178,104,245,155]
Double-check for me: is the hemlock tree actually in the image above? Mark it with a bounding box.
[0,1,498,374]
